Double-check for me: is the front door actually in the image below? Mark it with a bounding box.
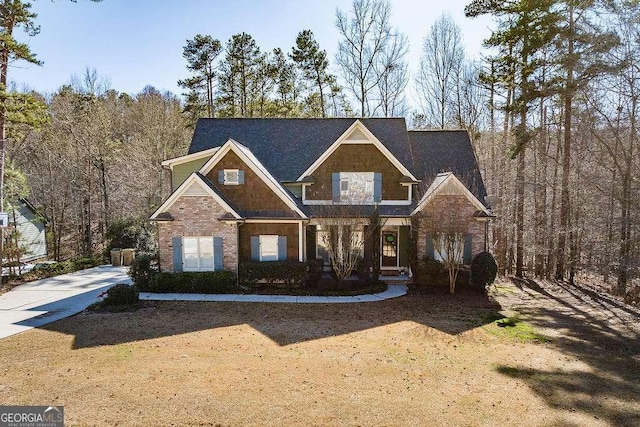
[381,230,398,267]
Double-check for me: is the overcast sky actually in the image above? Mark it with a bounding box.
[13,0,494,97]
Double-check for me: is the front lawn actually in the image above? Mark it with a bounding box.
[0,280,637,426]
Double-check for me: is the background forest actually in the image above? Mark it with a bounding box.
[4,0,639,300]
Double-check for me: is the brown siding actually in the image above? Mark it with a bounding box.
[239,223,299,261]
[158,196,238,272]
[414,195,486,263]
[305,144,407,200]
[205,150,293,214]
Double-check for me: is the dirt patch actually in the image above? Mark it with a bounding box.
[0,281,637,426]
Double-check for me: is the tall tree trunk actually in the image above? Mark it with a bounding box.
[556,5,574,281]
[515,119,526,278]
[535,103,548,277]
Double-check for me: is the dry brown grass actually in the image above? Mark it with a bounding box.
[0,283,638,426]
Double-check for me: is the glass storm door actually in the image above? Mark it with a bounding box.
[381,231,398,267]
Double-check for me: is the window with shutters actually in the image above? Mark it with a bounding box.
[259,235,279,261]
[338,172,375,203]
[433,235,464,264]
[223,169,240,185]
[251,235,287,262]
[182,237,215,271]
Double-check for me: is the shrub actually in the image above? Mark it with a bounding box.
[411,255,448,286]
[470,251,498,289]
[21,255,103,281]
[355,257,371,280]
[305,259,324,288]
[102,283,139,307]
[128,254,158,291]
[238,260,308,288]
[149,271,237,293]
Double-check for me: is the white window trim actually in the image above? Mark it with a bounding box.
[259,235,279,261]
[223,169,240,185]
[182,236,216,272]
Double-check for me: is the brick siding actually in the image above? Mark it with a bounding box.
[414,195,486,262]
[158,195,238,272]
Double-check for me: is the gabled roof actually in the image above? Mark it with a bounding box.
[188,118,411,182]
[407,130,486,201]
[297,120,418,181]
[411,172,490,216]
[149,172,242,220]
[187,119,486,203]
[198,138,308,218]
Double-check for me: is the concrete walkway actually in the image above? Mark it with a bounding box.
[140,284,407,304]
[0,265,130,340]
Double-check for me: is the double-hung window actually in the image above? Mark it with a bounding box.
[250,235,287,261]
[259,235,279,261]
[183,237,215,271]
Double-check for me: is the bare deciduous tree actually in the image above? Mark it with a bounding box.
[415,13,464,129]
[335,0,407,117]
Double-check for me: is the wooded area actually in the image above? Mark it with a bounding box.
[3,0,639,301]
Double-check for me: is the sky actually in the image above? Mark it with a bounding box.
[13,0,495,98]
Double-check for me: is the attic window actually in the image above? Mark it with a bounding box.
[219,169,245,186]
[224,169,239,185]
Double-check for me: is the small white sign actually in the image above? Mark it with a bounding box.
[0,212,8,228]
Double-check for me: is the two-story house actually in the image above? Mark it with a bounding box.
[150,118,491,275]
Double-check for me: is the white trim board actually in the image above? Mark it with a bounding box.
[160,147,220,168]
[150,173,242,220]
[296,120,418,182]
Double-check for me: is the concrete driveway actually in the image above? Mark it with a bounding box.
[0,265,131,340]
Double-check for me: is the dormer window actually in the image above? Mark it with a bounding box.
[219,169,245,185]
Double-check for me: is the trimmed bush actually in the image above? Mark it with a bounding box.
[305,259,324,288]
[470,251,498,289]
[239,260,308,288]
[149,271,237,293]
[102,283,139,307]
[128,254,158,291]
[411,255,448,286]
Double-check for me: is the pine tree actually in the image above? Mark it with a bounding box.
[291,30,331,117]
[217,33,263,117]
[178,34,222,119]
[466,0,561,278]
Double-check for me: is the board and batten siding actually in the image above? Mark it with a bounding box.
[171,156,213,190]
[12,201,47,262]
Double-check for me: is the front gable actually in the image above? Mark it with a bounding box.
[299,121,418,204]
[298,120,417,182]
[150,172,241,221]
[199,139,307,218]
[411,172,490,216]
